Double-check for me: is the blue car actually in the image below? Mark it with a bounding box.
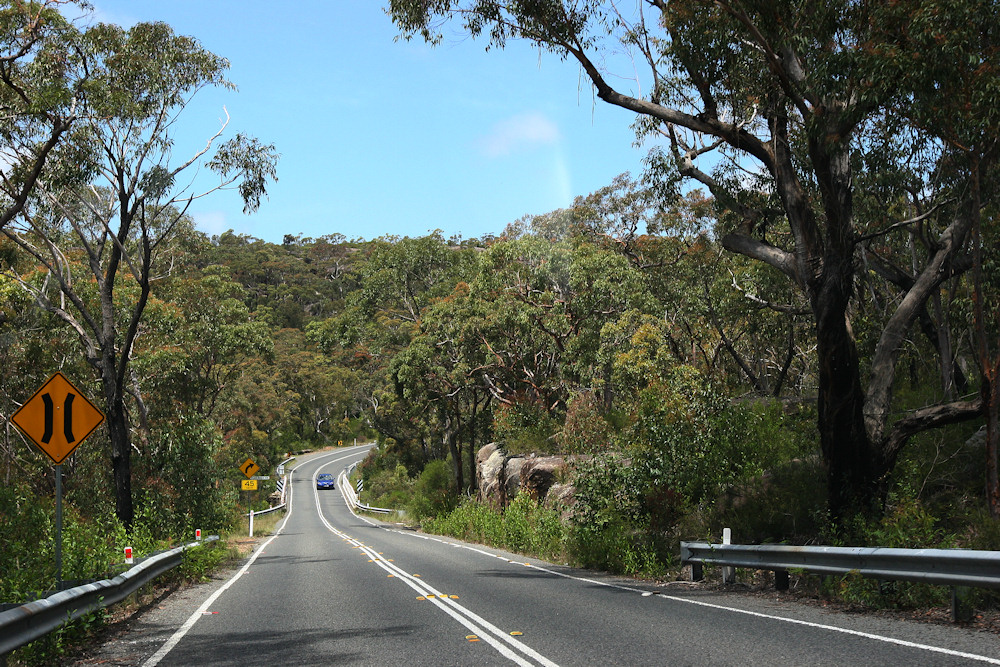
[316,473,336,490]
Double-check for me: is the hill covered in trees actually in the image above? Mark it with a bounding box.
[1,0,998,621]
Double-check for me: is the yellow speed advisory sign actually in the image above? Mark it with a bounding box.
[241,479,258,491]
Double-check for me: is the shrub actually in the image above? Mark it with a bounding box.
[822,499,956,609]
[690,457,828,544]
[408,460,458,522]
[566,455,674,577]
[558,391,611,454]
[365,463,413,509]
[424,495,566,562]
[621,368,811,505]
[494,400,560,455]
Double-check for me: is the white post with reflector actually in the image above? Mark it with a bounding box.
[196,528,202,541]
[125,546,134,565]
[722,528,734,583]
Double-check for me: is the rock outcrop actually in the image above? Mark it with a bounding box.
[475,442,582,510]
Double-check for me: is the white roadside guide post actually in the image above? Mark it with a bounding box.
[722,528,735,584]
[249,509,255,538]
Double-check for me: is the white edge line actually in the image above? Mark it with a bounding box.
[314,514,539,667]
[313,461,557,667]
[390,530,1000,665]
[142,446,369,667]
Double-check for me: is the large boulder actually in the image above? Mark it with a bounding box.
[477,443,506,506]
[476,443,586,510]
[504,456,526,502]
[520,456,567,502]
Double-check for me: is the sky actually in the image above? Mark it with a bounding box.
[86,2,653,244]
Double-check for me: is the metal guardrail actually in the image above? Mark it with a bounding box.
[340,463,393,515]
[0,536,219,658]
[250,503,286,517]
[680,542,1000,590]
[680,541,1000,621]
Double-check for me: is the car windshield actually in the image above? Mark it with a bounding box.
[318,474,334,480]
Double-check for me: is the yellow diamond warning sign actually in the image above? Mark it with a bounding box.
[239,458,260,479]
[10,372,105,465]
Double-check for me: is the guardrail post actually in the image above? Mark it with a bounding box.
[951,586,974,623]
[775,569,789,591]
[691,562,703,582]
[721,528,734,584]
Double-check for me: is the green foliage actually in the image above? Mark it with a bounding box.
[10,606,109,667]
[558,391,611,454]
[178,540,232,582]
[493,400,560,455]
[424,494,566,563]
[623,368,809,504]
[823,499,957,609]
[364,461,414,510]
[566,455,675,577]
[567,516,669,579]
[689,457,828,545]
[407,459,458,522]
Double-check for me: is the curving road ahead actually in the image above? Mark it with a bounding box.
[129,445,999,666]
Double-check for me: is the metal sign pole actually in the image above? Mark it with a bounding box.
[55,464,62,591]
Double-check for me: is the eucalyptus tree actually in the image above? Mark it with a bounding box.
[389,0,996,519]
[311,232,480,461]
[1,21,277,529]
[0,1,91,233]
[469,233,651,419]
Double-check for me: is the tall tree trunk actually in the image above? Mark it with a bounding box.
[985,374,1000,518]
[970,158,1000,517]
[443,411,463,491]
[815,286,886,520]
[102,369,133,530]
[468,390,478,492]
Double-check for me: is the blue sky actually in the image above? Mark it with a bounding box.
[87,2,652,244]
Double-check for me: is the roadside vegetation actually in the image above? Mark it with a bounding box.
[1,1,999,654]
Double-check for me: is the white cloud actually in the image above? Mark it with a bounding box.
[478,112,561,158]
[77,3,139,28]
[192,211,229,237]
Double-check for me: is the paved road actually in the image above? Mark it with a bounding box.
[88,445,1000,666]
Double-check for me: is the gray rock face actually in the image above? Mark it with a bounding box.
[477,443,506,507]
[475,443,581,510]
[504,456,526,501]
[520,456,566,501]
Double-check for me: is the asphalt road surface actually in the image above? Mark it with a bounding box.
[86,445,1000,666]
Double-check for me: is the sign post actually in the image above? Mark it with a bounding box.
[55,465,63,590]
[10,372,105,590]
[238,459,260,535]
